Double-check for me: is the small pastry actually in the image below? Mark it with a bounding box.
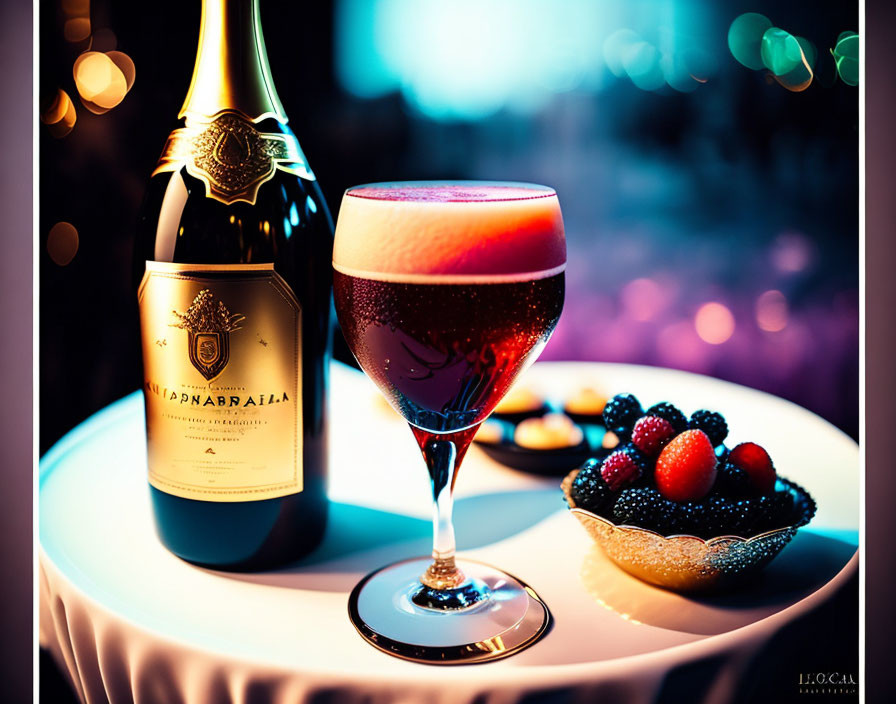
[564,387,608,425]
[491,386,548,425]
[515,413,585,450]
[474,419,505,445]
[601,430,620,450]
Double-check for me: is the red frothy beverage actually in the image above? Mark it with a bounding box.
[333,181,566,434]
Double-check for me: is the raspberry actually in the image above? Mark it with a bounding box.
[615,442,652,477]
[714,461,753,498]
[612,487,673,533]
[728,442,776,494]
[631,415,675,456]
[655,429,718,502]
[602,393,643,437]
[689,410,728,446]
[646,402,688,434]
[570,459,615,514]
[600,450,642,491]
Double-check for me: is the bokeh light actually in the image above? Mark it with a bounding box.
[61,0,89,14]
[657,320,710,370]
[106,51,136,91]
[833,32,858,86]
[74,52,128,110]
[90,28,117,52]
[694,302,735,344]
[63,18,91,43]
[604,29,641,78]
[728,13,772,70]
[336,0,715,118]
[47,222,80,266]
[796,36,817,69]
[40,89,77,138]
[773,35,815,91]
[756,290,789,332]
[760,28,804,76]
[771,232,814,273]
[620,278,666,321]
[622,41,665,91]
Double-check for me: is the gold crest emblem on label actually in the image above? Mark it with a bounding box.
[171,288,244,381]
[152,110,315,205]
[138,262,302,502]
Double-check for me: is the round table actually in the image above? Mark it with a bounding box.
[40,362,859,704]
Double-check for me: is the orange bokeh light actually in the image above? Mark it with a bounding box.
[106,51,136,91]
[64,18,91,43]
[62,0,90,16]
[47,222,80,266]
[694,302,735,344]
[90,27,117,52]
[74,52,128,109]
[41,89,77,138]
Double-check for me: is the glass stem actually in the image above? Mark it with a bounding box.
[420,437,466,590]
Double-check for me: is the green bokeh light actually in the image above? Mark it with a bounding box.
[760,28,804,76]
[833,33,858,86]
[728,12,773,70]
[775,59,813,92]
[795,36,817,70]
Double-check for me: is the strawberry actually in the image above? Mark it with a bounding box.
[655,429,718,502]
[728,442,776,494]
[631,415,676,457]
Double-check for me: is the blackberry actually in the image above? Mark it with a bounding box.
[689,410,729,446]
[612,487,673,533]
[786,479,817,527]
[570,459,615,514]
[715,444,730,464]
[668,501,705,537]
[751,490,795,533]
[602,393,643,437]
[714,461,753,498]
[646,402,688,434]
[700,495,754,537]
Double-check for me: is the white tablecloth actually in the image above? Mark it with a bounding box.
[40,362,859,704]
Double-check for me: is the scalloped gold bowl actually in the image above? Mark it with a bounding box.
[561,470,806,593]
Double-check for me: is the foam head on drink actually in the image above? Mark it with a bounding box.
[333,182,566,282]
[333,182,567,434]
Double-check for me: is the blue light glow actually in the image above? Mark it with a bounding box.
[305,195,317,214]
[289,202,300,227]
[336,0,716,121]
[283,218,292,239]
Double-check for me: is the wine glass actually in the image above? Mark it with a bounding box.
[333,181,565,663]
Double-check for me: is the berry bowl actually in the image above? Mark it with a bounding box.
[561,468,816,593]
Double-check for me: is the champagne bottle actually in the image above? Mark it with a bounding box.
[135,0,332,570]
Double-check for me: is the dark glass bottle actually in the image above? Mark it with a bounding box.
[135,0,332,570]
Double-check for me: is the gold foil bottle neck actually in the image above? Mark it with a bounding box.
[180,0,287,124]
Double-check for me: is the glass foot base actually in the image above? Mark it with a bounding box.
[347,557,551,664]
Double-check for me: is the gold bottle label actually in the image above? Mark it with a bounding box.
[153,110,315,206]
[138,262,302,502]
